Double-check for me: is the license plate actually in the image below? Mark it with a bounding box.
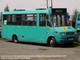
[68,38,74,41]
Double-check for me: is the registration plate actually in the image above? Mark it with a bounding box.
[68,38,74,41]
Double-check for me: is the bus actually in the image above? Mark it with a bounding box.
[2,7,77,47]
[75,13,80,42]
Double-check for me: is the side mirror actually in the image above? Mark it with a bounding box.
[68,15,70,19]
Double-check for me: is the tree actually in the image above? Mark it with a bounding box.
[0,13,1,21]
[71,9,78,22]
[13,9,16,11]
[0,13,1,18]
[4,5,9,12]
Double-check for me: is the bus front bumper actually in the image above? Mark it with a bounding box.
[56,36,77,44]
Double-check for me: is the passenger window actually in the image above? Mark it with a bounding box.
[3,15,8,25]
[3,15,13,25]
[3,15,23,25]
[3,14,36,26]
[47,16,52,27]
[15,15,22,25]
[23,14,36,26]
[39,14,46,26]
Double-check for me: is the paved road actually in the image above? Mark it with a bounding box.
[0,38,80,60]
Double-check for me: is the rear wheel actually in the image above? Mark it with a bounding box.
[12,36,18,43]
[48,37,56,47]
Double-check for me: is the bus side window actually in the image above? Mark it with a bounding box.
[7,15,15,25]
[47,20,52,27]
[3,15,7,25]
[3,15,13,25]
[14,15,22,25]
[25,14,36,26]
[47,16,52,27]
[39,14,46,26]
[21,15,26,25]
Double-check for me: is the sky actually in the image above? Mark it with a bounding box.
[0,0,80,15]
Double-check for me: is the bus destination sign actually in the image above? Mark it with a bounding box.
[52,8,67,13]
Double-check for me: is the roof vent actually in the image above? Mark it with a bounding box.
[36,8,46,10]
[14,9,25,11]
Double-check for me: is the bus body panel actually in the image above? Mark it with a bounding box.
[2,25,55,44]
[2,25,77,44]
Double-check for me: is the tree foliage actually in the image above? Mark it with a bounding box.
[4,5,9,12]
[13,9,16,11]
[71,9,78,22]
[0,13,1,18]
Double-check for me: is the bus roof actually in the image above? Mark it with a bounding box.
[2,9,49,15]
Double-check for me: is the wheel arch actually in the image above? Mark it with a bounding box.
[47,36,56,44]
[12,34,18,41]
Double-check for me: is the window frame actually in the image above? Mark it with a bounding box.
[39,13,47,27]
[3,14,37,26]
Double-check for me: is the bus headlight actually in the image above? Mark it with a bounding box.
[60,32,65,36]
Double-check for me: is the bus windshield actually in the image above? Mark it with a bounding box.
[78,14,80,20]
[52,14,69,27]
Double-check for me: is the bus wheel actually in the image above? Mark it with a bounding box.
[12,35,18,43]
[78,34,80,43]
[48,38,56,47]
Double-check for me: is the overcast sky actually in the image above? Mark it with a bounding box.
[0,0,80,15]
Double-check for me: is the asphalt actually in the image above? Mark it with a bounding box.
[0,38,80,60]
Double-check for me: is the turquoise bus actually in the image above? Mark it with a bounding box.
[2,7,77,47]
[75,13,80,42]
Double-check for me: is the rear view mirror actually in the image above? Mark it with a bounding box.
[68,15,70,19]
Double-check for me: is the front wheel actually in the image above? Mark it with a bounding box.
[48,38,56,47]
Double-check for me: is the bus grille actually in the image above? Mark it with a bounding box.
[66,32,74,35]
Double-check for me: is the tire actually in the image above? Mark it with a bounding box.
[12,36,18,43]
[78,33,80,43]
[48,38,56,47]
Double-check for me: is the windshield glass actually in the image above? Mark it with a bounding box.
[52,14,69,27]
[78,14,80,20]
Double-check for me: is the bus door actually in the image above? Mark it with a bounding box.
[35,13,48,43]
